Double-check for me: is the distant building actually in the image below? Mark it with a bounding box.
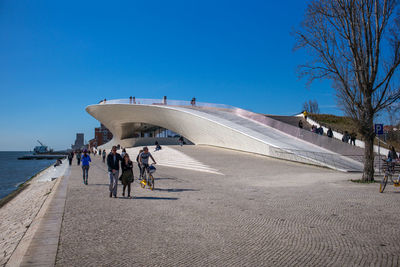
[71,133,85,150]
[88,138,97,150]
[384,125,399,132]
[94,124,113,146]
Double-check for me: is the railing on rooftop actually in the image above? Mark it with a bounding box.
[99,98,235,110]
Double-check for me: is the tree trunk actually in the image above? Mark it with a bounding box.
[361,111,375,182]
[362,134,375,182]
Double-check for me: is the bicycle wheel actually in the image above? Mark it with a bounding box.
[379,173,389,193]
[149,174,154,190]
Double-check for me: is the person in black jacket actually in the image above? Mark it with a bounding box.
[120,154,134,198]
[107,146,123,198]
[327,128,333,138]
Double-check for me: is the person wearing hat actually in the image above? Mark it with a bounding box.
[81,149,91,185]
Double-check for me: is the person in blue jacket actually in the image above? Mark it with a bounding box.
[81,150,91,185]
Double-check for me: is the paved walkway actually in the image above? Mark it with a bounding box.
[55,146,400,266]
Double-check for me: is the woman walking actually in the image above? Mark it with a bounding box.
[102,150,106,163]
[121,153,134,198]
[76,151,81,165]
[81,150,91,185]
[68,152,73,165]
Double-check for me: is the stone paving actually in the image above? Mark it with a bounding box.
[55,146,400,266]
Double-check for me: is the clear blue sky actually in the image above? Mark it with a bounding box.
[0,0,341,151]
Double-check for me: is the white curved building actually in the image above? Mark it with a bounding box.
[86,99,364,172]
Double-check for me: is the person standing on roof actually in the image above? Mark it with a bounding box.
[303,110,308,120]
[350,132,357,146]
[327,128,333,138]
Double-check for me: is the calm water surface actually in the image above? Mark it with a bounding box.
[0,152,55,199]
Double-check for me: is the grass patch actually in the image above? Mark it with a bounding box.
[350,179,378,184]
[312,114,358,134]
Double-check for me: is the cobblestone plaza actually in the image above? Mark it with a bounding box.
[53,146,400,266]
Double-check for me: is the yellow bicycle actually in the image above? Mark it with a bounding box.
[380,162,400,193]
[140,164,156,191]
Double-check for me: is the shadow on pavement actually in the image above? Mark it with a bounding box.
[154,177,178,181]
[153,188,198,193]
[120,196,179,200]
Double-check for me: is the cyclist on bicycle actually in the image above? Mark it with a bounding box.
[387,146,400,183]
[139,146,156,179]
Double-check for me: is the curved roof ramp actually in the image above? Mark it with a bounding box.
[86,98,364,172]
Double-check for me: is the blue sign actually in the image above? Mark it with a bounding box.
[375,124,383,135]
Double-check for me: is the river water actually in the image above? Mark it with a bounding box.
[0,151,55,200]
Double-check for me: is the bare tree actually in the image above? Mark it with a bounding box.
[296,0,400,181]
[303,99,321,113]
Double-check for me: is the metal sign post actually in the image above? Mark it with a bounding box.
[378,138,381,174]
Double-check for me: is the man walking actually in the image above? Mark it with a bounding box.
[107,146,122,198]
[76,151,81,165]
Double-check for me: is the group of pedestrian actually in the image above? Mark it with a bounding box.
[67,144,159,198]
[341,131,357,145]
[107,146,156,199]
[299,121,334,139]
[311,125,324,135]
